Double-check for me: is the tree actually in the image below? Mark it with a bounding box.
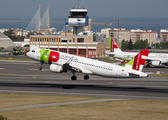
[121,40,126,50]
[3,29,16,41]
[121,39,129,50]
[127,39,133,50]
[145,39,149,49]
[0,47,4,52]
[3,29,24,41]
[134,40,147,49]
[151,43,160,49]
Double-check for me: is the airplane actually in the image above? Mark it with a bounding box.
[107,37,168,67]
[26,48,149,80]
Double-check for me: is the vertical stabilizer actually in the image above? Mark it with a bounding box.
[122,49,149,72]
[120,55,130,64]
[108,37,122,53]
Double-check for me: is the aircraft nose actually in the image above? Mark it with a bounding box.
[26,52,31,57]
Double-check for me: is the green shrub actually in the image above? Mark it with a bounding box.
[0,115,10,120]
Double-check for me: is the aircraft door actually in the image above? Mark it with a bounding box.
[37,52,41,58]
[116,68,122,76]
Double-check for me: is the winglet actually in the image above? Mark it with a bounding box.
[122,49,150,72]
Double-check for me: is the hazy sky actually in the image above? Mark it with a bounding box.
[0,0,168,20]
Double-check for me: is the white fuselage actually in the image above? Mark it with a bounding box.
[113,52,168,64]
[27,49,147,78]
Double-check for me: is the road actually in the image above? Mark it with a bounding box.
[0,60,168,100]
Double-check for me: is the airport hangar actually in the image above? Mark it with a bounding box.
[29,35,109,58]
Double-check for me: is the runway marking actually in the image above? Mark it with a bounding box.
[28,69,50,71]
[0,90,168,100]
[0,68,6,70]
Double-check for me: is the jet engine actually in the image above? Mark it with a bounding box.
[49,64,63,73]
[151,61,161,66]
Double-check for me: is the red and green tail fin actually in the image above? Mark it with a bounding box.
[108,37,122,53]
[122,49,149,72]
[120,55,130,64]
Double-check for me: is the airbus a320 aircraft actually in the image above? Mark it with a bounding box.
[27,48,149,80]
[108,37,168,67]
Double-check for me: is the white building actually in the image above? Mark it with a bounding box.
[94,32,105,42]
[14,38,29,47]
[131,29,157,45]
[109,28,130,43]
[160,29,168,42]
[101,28,112,38]
[0,29,9,33]
[0,32,15,50]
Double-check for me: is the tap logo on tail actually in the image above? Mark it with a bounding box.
[122,49,149,71]
[108,38,119,52]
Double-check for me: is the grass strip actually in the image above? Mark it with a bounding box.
[0,93,100,108]
[149,73,168,77]
[0,99,168,120]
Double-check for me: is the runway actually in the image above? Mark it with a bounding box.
[0,60,168,100]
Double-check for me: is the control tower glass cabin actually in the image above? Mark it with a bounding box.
[66,8,89,35]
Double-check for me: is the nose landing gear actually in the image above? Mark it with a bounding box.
[38,62,43,70]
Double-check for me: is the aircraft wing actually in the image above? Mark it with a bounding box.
[145,57,163,62]
[62,57,93,74]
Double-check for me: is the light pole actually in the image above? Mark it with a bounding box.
[118,19,120,43]
[65,19,67,36]
[154,28,157,51]
[95,28,98,42]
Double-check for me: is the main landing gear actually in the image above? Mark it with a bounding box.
[146,61,151,68]
[38,62,43,70]
[84,74,89,80]
[71,72,77,80]
[146,64,150,67]
[71,72,90,81]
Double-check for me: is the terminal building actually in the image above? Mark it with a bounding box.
[29,35,108,58]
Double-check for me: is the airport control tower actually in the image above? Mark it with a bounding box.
[66,5,89,35]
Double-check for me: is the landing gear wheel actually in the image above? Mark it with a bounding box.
[38,62,43,70]
[84,74,89,80]
[71,76,77,80]
[38,67,42,70]
[146,65,150,68]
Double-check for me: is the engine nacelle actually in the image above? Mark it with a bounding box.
[49,64,63,73]
[151,61,161,66]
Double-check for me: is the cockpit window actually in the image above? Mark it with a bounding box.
[32,50,35,53]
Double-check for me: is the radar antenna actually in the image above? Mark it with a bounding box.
[82,1,85,9]
[72,1,75,9]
